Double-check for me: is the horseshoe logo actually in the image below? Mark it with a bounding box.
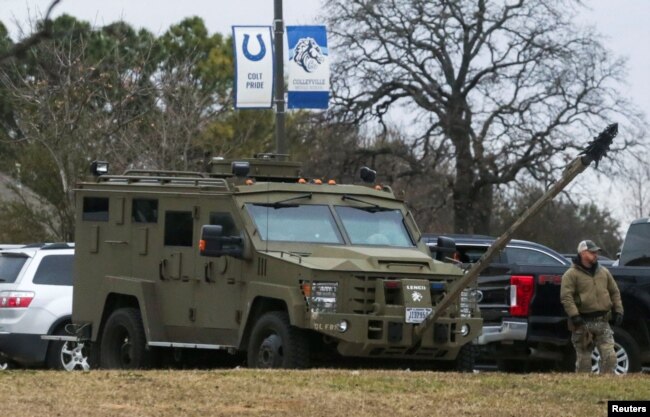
[242,34,267,61]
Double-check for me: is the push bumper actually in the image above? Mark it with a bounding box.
[477,319,528,345]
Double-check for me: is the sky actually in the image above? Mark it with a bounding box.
[1,0,648,232]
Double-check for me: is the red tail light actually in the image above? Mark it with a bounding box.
[510,275,533,317]
[0,291,35,308]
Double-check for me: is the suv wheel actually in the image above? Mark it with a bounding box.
[247,311,309,369]
[46,328,91,371]
[100,308,151,369]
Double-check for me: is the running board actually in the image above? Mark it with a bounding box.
[41,335,80,342]
[148,341,235,351]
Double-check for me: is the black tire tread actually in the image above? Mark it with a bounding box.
[247,311,310,369]
[100,307,150,369]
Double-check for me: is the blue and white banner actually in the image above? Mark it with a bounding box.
[287,25,330,109]
[232,26,274,108]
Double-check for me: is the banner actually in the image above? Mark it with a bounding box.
[286,25,330,109]
[232,26,274,108]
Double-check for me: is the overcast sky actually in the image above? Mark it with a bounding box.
[1,0,648,230]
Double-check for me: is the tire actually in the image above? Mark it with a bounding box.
[454,344,478,372]
[591,326,641,374]
[100,308,151,369]
[46,327,91,371]
[0,359,13,370]
[247,311,309,369]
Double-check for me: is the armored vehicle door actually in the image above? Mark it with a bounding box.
[79,195,132,279]
[155,197,200,341]
[192,201,243,346]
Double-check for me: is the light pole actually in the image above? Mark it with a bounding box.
[273,0,287,156]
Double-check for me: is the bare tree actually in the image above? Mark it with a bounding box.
[325,0,644,234]
[0,21,155,240]
[621,153,650,219]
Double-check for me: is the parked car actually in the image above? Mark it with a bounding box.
[425,234,647,374]
[0,243,89,370]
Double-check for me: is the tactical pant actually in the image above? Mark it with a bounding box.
[571,317,616,373]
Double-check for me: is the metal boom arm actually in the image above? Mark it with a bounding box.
[413,123,618,340]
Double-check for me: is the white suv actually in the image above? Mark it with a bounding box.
[0,243,89,370]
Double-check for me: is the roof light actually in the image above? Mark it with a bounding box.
[245,179,254,185]
[312,179,322,185]
[328,179,337,185]
[374,185,382,190]
[231,161,250,178]
[90,161,109,177]
[360,166,376,183]
[298,178,307,184]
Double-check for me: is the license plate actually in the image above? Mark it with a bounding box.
[405,307,432,324]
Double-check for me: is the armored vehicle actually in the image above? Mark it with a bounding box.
[71,156,481,369]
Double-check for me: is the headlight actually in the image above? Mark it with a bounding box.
[336,320,349,333]
[310,282,338,313]
[460,324,470,336]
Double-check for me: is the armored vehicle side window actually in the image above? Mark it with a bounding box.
[210,212,238,235]
[164,211,193,247]
[83,197,109,221]
[335,206,414,247]
[245,204,343,244]
[33,255,74,286]
[132,199,158,223]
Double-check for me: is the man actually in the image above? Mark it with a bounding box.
[560,239,623,373]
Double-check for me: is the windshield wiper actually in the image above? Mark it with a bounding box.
[255,193,312,209]
[341,195,392,212]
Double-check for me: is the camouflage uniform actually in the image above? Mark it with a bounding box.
[570,316,616,373]
[560,246,623,374]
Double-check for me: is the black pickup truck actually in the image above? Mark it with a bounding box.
[425,228,650,374]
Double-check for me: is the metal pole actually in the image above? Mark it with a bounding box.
[274,0,287,156]
[411,123,618,342]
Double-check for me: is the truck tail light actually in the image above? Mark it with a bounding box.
[509,275,533,317]
[0,291,35,308]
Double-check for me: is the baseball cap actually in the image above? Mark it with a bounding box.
[577,240,601,253]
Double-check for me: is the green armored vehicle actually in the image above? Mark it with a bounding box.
[71,156,481,369]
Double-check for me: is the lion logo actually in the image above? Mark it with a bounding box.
[411,291,423,302]
[293,37,325,73]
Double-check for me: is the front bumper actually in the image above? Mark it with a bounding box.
[476,319,528,345]
[309,313,483,359]
[0,332,48,366]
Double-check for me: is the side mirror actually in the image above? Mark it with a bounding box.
[199,225,244,258]
[434,236,456,262]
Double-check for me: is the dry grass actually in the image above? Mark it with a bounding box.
[1,369,648,417]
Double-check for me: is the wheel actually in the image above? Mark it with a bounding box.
[0,359,13,370]
[453,344,478,372]
[100,308,151,369]
[591,326,641,374]
[46,327,91,371]
[247,311,309,369]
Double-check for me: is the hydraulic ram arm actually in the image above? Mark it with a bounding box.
[413,123,618,341]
